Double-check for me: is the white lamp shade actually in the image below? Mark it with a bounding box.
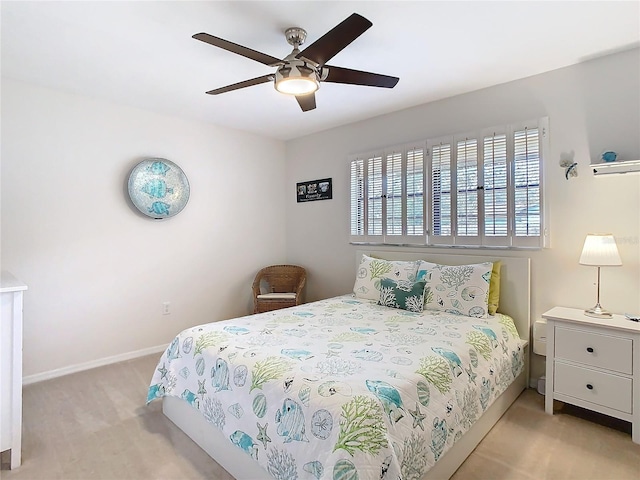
[579,234,622,266]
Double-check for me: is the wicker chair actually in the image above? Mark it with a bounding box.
[252,265,306,314]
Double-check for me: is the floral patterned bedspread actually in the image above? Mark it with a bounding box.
[147,295,525,480]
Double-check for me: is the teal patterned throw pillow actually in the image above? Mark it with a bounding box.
[378,278,427,313]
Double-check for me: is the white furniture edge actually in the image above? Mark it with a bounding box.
[160,250,531,479]
[1,271,28,469]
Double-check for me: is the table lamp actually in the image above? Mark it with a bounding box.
[579,234,622,318]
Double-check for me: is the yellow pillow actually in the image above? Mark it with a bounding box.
[488,261,501,315]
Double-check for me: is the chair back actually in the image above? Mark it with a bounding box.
[253,265,306,294]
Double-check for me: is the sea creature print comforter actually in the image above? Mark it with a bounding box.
[147,294,525,480]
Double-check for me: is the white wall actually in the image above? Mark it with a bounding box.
[285,48,640,381]
[3,49,639,383]
[1,79,287,379]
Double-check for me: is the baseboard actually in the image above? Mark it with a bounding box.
[22,344,167,385]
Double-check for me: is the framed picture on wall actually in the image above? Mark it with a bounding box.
[296,178,332,203]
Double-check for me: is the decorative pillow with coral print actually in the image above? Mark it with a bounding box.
[353,254,419,301]
[417,261,493,318]
[378,278,426,313]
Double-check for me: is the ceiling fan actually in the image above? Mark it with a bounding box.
[193,13,399,112]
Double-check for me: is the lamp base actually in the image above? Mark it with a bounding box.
[584,304,613,318]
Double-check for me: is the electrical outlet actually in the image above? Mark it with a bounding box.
[162,302,171,315]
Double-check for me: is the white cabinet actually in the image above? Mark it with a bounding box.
[1,272,27,469]
[543,307,639,444]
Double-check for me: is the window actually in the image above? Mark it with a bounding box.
[406,147,424,236]
[350,118,548,248]
[386,150,402,236]
[455,138,479,240]
[484,132,508,240]
[367,155,383,237]
[349,159,364,236]
[431,143,451,240]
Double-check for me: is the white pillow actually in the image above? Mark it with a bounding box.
[353,254,419,300]
[417,261,493,318]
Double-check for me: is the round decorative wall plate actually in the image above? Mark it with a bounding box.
[127,158,190,219]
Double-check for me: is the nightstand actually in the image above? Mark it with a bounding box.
[543,306,639,444]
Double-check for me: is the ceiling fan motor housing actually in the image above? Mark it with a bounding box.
[284,27,307,47]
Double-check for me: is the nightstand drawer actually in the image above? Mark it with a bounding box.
[555,327,632,374]
[555,361,632,414]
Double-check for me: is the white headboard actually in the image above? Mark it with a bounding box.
[356,248,531,343]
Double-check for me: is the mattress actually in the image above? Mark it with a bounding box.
[148,294,525,479]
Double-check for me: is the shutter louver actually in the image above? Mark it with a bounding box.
[406,147,424,236]
[367,156,383,236]
[432,144,452,237]
[514,128,541,237]
[386,151,403,236]
[483,133,508,237]
[456,139,478,237]
[350,159,364,236]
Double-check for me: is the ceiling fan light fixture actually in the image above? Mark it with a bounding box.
[195,13,398,111]
[275,77,319,95]
[275,61,319,95]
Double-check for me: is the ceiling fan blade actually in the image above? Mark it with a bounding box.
[206,75,273,95]
[297,13,372,66]
[193,33,281,66]
[296,93,316,112]
[323,65,399,88]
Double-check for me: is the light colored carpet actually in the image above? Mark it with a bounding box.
[1,354,638,479]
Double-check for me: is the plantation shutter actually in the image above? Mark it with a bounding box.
[405,146,426,242]
[366,155,384,241]
[482,131,510,247]
[385,150,403,238]
[429,141,453,244]
[454,137,480,245]
[348,117,547,248]
[349,158,365,240]
[513,123,543,247]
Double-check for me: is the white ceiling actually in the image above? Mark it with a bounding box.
[2,1,639,141]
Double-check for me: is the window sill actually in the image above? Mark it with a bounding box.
[349,241,542,251]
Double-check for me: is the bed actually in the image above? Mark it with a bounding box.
[148,250,530,479]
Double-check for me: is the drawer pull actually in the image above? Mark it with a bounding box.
[586,384,594,390]
[586,347,594,353]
